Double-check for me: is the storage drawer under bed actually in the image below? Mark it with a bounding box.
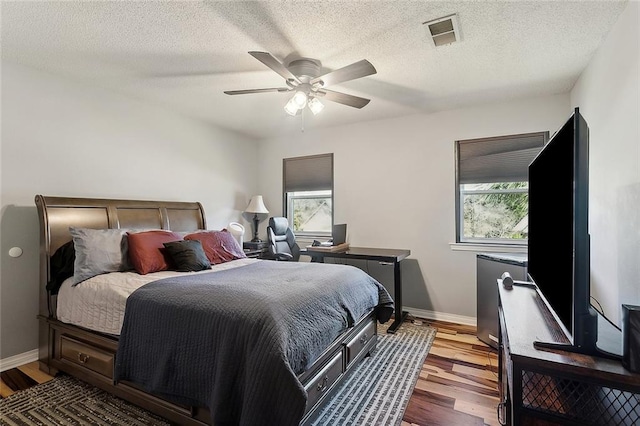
[60,335,114,379]
[346,319,376,366]
[304,351,344,412]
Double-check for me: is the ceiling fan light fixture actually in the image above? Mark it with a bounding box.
[284,97,300,116]
[308,97,324,115]
[292,91,308,108]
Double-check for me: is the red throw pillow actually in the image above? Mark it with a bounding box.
[127,230,182,274]
[184,230,246,265]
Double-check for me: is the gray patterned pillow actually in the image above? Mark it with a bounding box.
[70,227,131,285]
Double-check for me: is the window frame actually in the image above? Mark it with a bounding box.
[454,132,548,246]
[282,153,334,239]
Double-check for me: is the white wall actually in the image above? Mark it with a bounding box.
[0,62,259,359]
[258,94,570,320]
[570,0,639,326]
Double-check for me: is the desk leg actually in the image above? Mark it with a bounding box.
[387,260,408,334]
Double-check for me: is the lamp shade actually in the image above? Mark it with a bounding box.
[292,91,308,108]
[245,195,269,214]
[284,97,299,116]
[308,97,324,115]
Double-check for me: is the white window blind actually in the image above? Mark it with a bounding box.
[457,133,547,184]
[283,153,333,192]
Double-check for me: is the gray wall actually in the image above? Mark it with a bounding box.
[0,62,259,359]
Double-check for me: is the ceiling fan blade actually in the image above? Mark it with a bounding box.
[248,51,300,84]
[311,60,376,87]
[224,88,290,95]
[317,89,371,109]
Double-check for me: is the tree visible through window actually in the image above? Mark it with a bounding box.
[462,182,528,240]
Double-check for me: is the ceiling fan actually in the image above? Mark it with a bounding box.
[224,51,377,116]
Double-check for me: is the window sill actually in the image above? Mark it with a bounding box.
[294,233,332,238]
[449,242,527,254]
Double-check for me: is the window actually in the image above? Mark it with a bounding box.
[455,132,547,245]
[283,154,333,237]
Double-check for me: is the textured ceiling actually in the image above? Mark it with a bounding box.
[1,1,628,139]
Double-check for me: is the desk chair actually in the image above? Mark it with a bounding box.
[267,217,300,261]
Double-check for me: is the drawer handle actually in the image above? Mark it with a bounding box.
[77,353,90,364]
[359,334,369,345]
[316,376,329,393]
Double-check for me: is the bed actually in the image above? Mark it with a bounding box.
[35,195,393,425]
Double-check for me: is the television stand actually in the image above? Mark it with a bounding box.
[498,283,640,425]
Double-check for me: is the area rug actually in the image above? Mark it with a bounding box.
[0,375,170,426]
[0,323,436,426]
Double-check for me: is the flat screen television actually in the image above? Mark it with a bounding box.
[528,107,601,355]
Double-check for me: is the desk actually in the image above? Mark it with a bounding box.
[305,247,411,334]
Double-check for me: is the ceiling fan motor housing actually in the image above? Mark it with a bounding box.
[286,58,322,83]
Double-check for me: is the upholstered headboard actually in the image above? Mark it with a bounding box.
[35,195,206,317]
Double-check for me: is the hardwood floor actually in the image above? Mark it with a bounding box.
[402,319,500,426]
[0,361,53,398]
[1,319,499,425]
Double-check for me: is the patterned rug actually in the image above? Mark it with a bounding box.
[0,323,436,426]
[0,376,170,426]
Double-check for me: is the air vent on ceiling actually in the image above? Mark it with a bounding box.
[423,13,462,47]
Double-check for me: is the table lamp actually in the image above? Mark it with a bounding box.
[244,195,269,242]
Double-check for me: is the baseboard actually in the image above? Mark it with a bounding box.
[0,349,38,372]
[405,307,477,327]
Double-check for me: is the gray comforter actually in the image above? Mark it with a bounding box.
[114,260,393,426]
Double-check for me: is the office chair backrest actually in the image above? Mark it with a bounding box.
[267,217,300,261]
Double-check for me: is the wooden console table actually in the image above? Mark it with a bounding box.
[305,247,410,334]
[498,283,640,425]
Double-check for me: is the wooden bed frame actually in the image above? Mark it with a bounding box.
[36,195,378,425]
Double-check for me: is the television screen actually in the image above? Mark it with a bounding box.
[528,108,608,357]
[528,115,577,336]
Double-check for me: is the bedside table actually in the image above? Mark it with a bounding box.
[243,241,269,259]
